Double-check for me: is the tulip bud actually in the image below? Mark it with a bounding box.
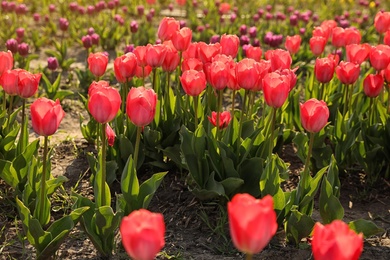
[300,98,329,133]
[126,86,157,127]
[31,98,65,136]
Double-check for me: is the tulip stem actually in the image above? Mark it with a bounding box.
[348,83,354,114]
[216,90,223,140]
[245,253,253,260]
[99,122,107,208]
[19,99,27,155]
[237,90,249,151]
[121,80,128,113]
[2,90,6,112]
[303,132,315,179]
[38,135,49,225]
[268,107,277,159]
[133,126,142,170]
[193,95,198,131]
[6,95,14,133]
[231,89,236,117]
[343,84,349,117]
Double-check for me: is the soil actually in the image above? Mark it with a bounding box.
[0,98,389,260]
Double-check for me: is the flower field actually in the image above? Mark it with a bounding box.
[0,0,389,259]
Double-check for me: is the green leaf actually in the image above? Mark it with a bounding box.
[138,171,167,209]
[120,156,139,214]
[348,219,384,238]
[319,177,344,224]
[285,207,315,245]
[46,175,68,196]
[220,177,244,197]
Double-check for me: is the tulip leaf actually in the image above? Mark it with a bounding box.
[138,171,167,209]
[46,175,68,196]
[348,219,384,238]
[220,177,244,197]
[319,177,344,224]
[120,156,139,214]
[0,159,18,188]
[285,207,315,245]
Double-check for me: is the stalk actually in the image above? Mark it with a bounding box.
[38,135,49,224]
[133,126,142,170]
[348,83,354,114]
[268,107,277,158]
[193,95,198,130]
[121,80,128,113]
[19,99,26,154]
[99,122,107,208]
[245,254,253,260]
[302,132,315,187]
[237,90,249,150]
[216,90,223,140]
[231,89,236,116]
[6,95,14,133]
[342,84,349,117]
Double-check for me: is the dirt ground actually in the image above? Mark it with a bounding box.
[0,98,389,260]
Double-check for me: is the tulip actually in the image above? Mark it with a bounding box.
[236,58,261,91]
[180,69,207,96]
[114,52,138,83]
[309,36,327,56]
[88,52,108,78]
[369,44,390,71]
[312,26,331,40]
[30,98,65,136]
[88,82,121,124]
[346,43,371,65]
[285,35,301,54]
[374,11,390,34]
[220,34,240,58]
[262,72,290,108]
[331,27,346,48]
[0,69,18,96]
[198,42,221,64]
[0,50,13,75]
[300,98,329,133]
[157,17,180,41]
[209,60,229,91]
[314,57,336,84]
[82,35,93,49]
[245,45,262,61]
[47,57,59,71]
[133,45,148,68]
[208,111,231,129]
[344,28,361,45]
[59,17,69,31]
[228,194,277,256]
[17,69,41,98]
[105,124,115,146]
[265,49,292,71]
[182,42,200,59]
[384,30,390,46]
[18,42,29,57]
[363,73,384,98]
[126,86,157,127]
[6,38,18,54]
[335,61,360,85]
[172,27,192,52]
[181,58,203,72]
[312,220,363,260]
[120,209,165,260]
[145,44,167,68]
[162,41,180,72]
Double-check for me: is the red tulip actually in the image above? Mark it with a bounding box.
[145,44,167,68]
[285,35,301,54]
[363,73,384,98]
[181,58,203,72]
[198,42,221,64]
[162,41,180,72]
[182,42,200,59]
[157,17,180,41]
[133,45,148,67]
[106,124,116,146]
[346,43,371,65]
[126,86,157,127]
[383,63,390,83]
[300,98,329,133]
[279,67,298,91]
[262,72,290,108]
[30,97,65,136]
[369,44,390,71]
[309,36,327,56]
[120,209,165,260]
[344,28,361,45]
[331,27,346,48]
[220,34,240,58]
[265,49,292,71]
[0,50,13,75]
[228,194,277,255]
[314,57,336,84]
[17,70,41,98]
[180,69,207,96]
[335,61,360,85]
[0,69,19,95]
[374,11,390,34]
[172,27,192,52]
[88,82,121,124]
[245,45,262,62]
[235,58,261,91]
[135,65,152,79]
[312,26,331,41]
[208,111,231,129]
[312,220,363,260]
[384,30,390,46]
[88,52,108,78]
[114,52,138,83]
[209,60,229,90]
